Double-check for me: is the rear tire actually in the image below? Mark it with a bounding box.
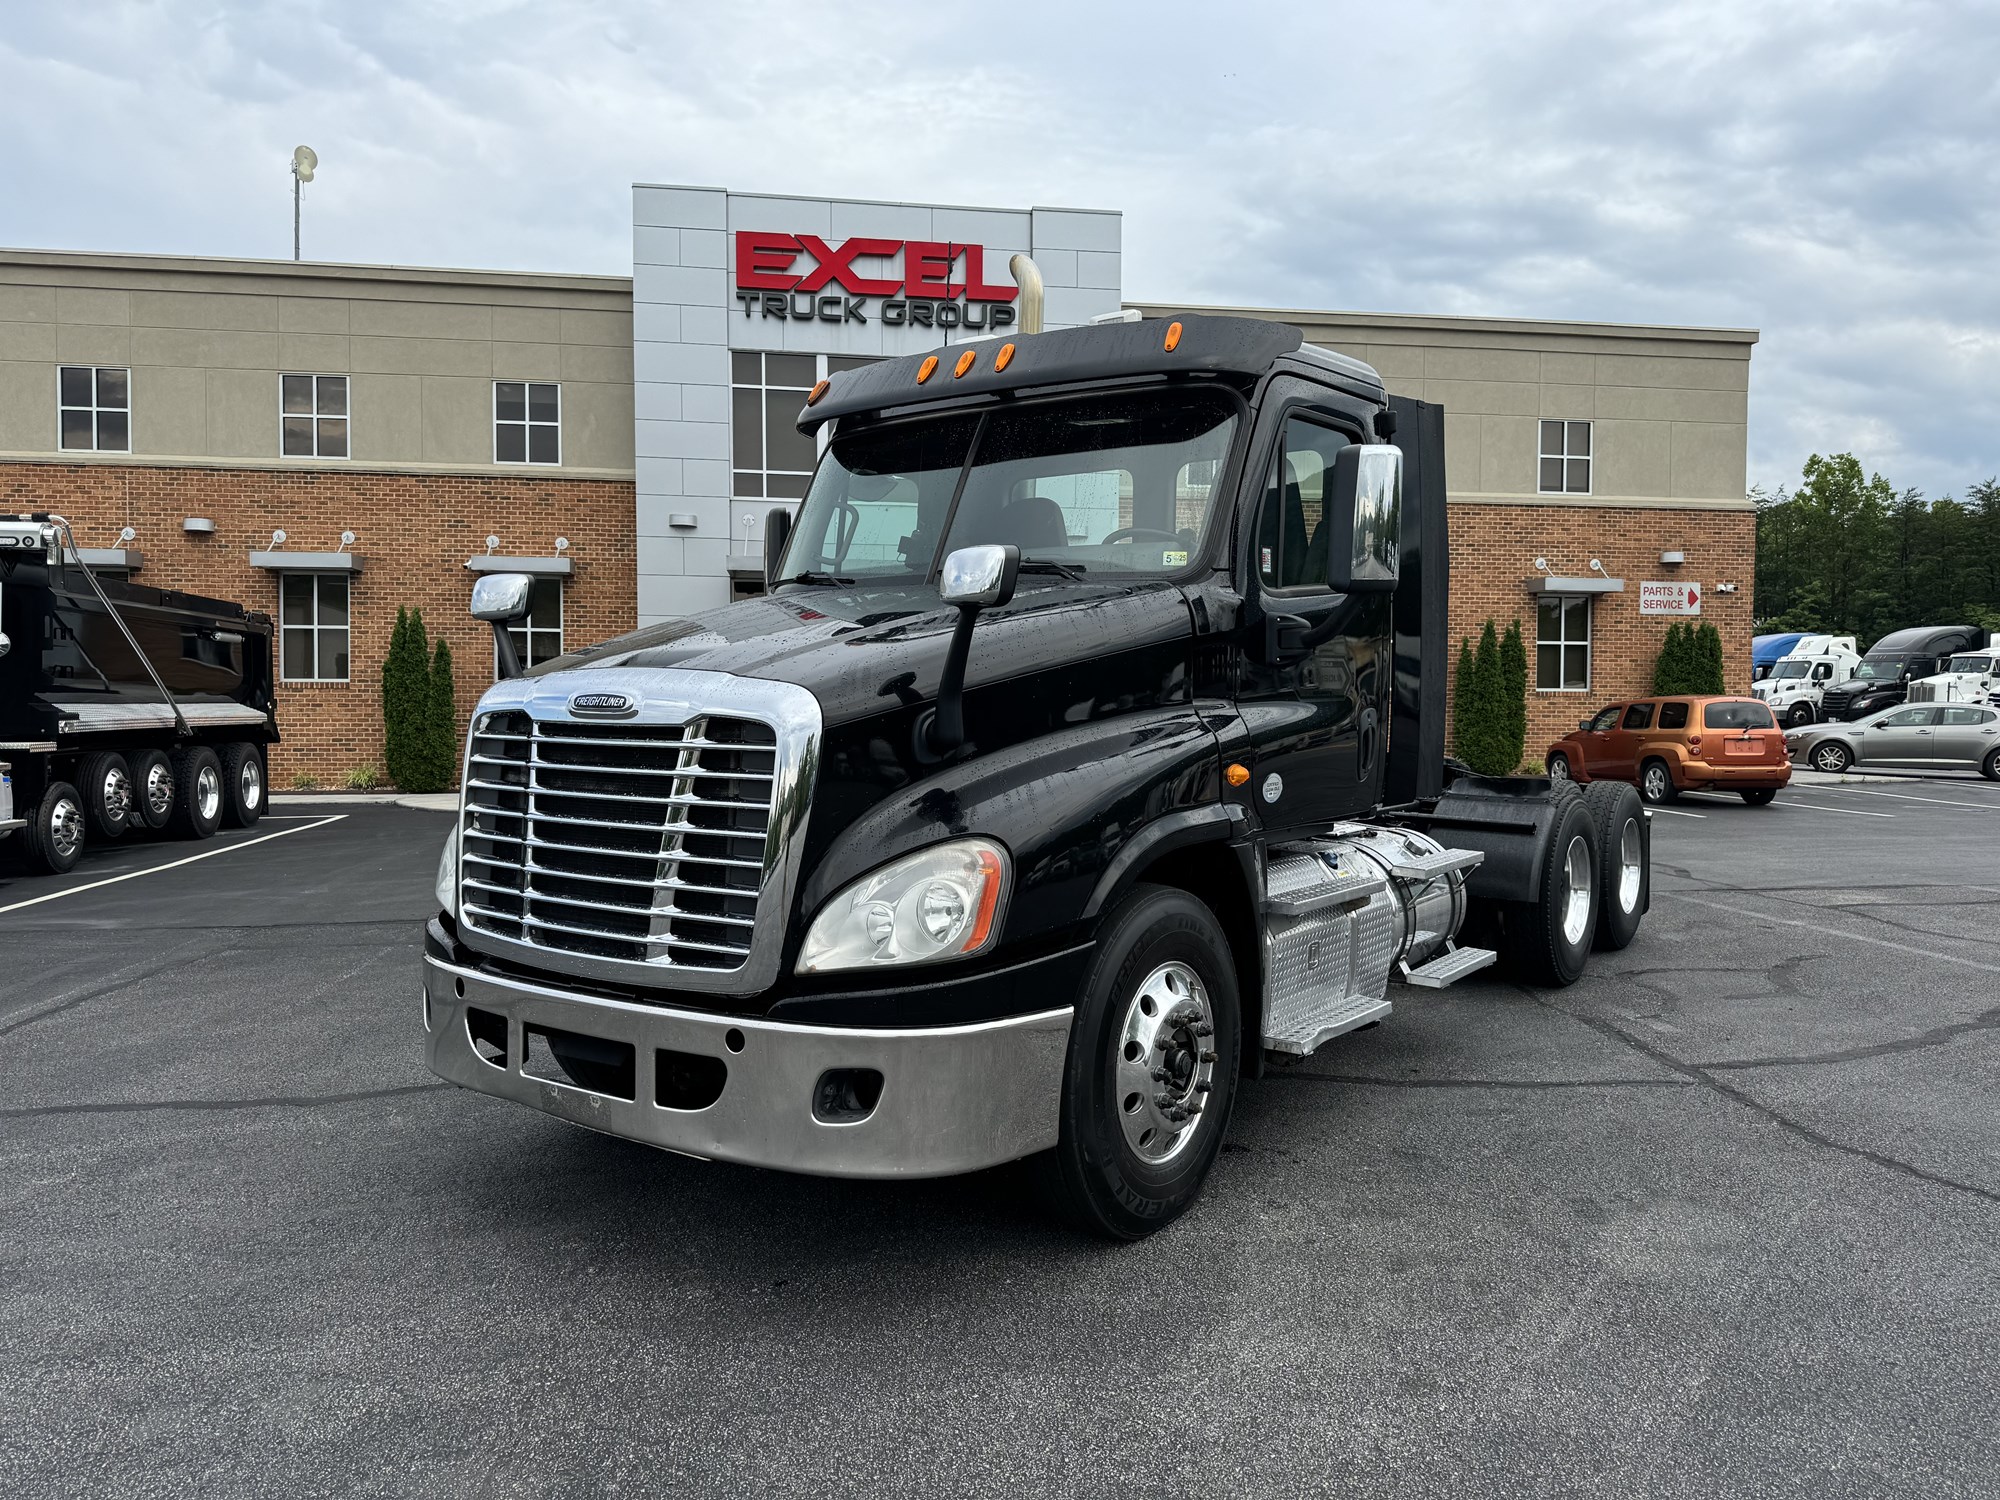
[1546,752,1572,781]
[128,750,176,831]
[78,752,133,840]
[166,746,224,840]
[1580,780,1646,951]
[221,743,265,828]
[24,781,87,875]
[1810,742,1852,774]
[1639,758,1678,804]
[1739,788,1777,806]
[1037,885,1241,1241]
[1502,793,1598,987]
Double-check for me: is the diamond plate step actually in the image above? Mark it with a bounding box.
[1369,843,1485,882]
[1396,944,1498,989]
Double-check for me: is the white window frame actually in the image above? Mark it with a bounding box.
[731,353,878,502]
[280,373,351,459]
[279,572,351,683]
[1538,419,1592,496]
[1536,595,1592,693]
[497,577,564,676]
[494,381,561,466]
[58,365,132,453]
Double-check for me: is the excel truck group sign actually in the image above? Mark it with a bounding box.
[1639,580,1703,615]
[734,233,1020,332]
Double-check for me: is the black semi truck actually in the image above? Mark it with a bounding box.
[423,312,1651,1237]
[0,515,276,874]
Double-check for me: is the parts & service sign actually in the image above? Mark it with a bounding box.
[1639,581,1702,615]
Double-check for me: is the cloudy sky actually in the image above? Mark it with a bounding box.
[6,0,1996,499]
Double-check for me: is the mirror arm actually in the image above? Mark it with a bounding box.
[927,605,982,754]
[492,623,524,680]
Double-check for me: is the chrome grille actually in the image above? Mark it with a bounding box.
[458,711,778,971]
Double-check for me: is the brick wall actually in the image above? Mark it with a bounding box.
[1446,502,1757,766]
[3,462,637,786]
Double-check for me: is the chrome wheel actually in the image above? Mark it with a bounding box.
[144,761,175,820]
[1642,764,1670,802]
[102,765,133,822]
[1114,960,1216,1166]
[239,755,263,813]
[1811,743,1848,773]
[1560,834,1593,946]
[195,764,223,823]
[1616,820,1642,913]
[50,794,85,863]
[1547,755,1570,781]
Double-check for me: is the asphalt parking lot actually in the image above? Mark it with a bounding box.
[2,779,1996,1498]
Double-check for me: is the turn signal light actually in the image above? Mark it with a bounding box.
[1164,321,1184,352]
[807,378,829,406]
[917,355,939,384]
[994,342,1016,372]
[954,349,977,378]
[1225,762,1250,787]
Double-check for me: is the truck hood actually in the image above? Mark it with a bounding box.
[523,576,1197,727]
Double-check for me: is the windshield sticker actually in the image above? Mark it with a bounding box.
[1164,550,1188,567]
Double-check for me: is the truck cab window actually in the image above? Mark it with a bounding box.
[782,415,979,580]
[1257,418,1352,591]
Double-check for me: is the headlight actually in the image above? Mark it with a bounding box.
[435,827,458,916]
[797,838,1008,974]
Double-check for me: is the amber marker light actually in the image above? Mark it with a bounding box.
[807,378,830,406]
[954,349,977,378]
[917,355,939,383]
[1164,320,1184,352]
[1225,762,1250,787]
[994,342,1016,372]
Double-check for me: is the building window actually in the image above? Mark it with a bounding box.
[1539,419,1591,495]
[59,366,130,452]
[282,374,349,457]
[280,573,350,682]
[495,381,560,464]
[1536,596,1591,691]
[501,578,564,672]
[731,353,877,500]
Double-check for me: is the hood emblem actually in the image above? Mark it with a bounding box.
[569,691,637,719]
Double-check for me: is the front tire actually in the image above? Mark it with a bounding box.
[1546,752,1572,781]
[1811,742,1852,774]
[78,752,134,840]
[1639,758,1678,804]
[1984,748,2000,782]
[1039,885,1241,1241]
[1580,780,1646,951]
[24,781,87,875]
[166,746,224,840]
[1786,702,1814,727]
[1502,792,1599,987]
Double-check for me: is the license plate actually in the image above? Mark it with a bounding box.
[1725,738,1762,757]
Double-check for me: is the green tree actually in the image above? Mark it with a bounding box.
[1451,637,1476,765]
[1694,621,1726,694]
[423,636,458,793]
[1499,618,1528,771]
[1456,621,1513,776]
[381,606,432,791]
[1652,623,1688,694]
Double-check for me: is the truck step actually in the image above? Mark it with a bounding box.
[1367,843,1485,883]
[1396,944,1498,989]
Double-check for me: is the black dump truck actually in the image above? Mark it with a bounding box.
[423,313,1651,1237]
[0,515,276,874]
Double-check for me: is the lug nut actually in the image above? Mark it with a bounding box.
[1194,1080,1213,1094]
[1199,1051,1217,1063]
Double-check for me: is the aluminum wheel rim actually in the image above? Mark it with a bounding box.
[1548,756,1569,780]
[195,765,222,822]
[1114,960,1216,1165]
[240,757,262,811]
[145,763,174,818]
[1617,819,1642,912]
[51,796,84,861]
[1561,834,1593,945]
[1643,765,1668,800]
[1812,744,1845,773]
[103,766,132,822]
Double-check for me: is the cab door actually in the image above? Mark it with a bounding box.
[1235,397,1387,833]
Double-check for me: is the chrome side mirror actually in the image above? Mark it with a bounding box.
[1326,444,1402,592]
[470,572,534,623]
[0,630,10,659]
[939,544,1021,609]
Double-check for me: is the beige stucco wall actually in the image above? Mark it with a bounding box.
[1129,302,1758,512]
[0,251,636,477]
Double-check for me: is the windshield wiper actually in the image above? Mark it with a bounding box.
[790,570,855,588]
[1015,559,1088,582]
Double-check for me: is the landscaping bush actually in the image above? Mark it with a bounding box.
[427,636,458,790]
[1452,618,1527,777]
[382,608,458,793]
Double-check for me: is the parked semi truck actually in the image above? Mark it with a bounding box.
[0,515,274,874]
[422,311,1652,1237]
[1818,625,1988,721]
[1751,633,1859,725]
[1906,634,2000,705]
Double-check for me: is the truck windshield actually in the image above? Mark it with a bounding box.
[1945,654,1992,673]
[779,389,1239,582]
[1771,660,1810,679]
[1851,656,1908,682]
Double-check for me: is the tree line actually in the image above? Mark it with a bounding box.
[1756,453,2000,646]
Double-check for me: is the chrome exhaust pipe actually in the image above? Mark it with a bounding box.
[1008,253,1044,335]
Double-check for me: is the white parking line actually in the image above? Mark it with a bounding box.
[0,816,347,916]
[1648,806,1708,819]
[1767,799,1895,818]
[1792,786,2000,812]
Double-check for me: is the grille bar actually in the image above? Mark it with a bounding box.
[459,708,777,972]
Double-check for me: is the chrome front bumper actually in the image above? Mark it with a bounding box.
[421,951,1073,1179]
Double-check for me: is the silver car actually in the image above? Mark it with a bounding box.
[1787,702,2000,778]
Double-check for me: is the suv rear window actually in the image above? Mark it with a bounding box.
[1657,701,1689,730]
[1622,703,1654,729]
[1703,701,1776,730]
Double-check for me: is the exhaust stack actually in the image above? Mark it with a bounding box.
[1008,253,1044,334]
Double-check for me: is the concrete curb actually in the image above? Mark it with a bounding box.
[271,792,459,811]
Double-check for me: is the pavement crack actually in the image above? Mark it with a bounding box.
[0,1082,449,1121]
[0,941,230,1040]
[1702,1004,2000,1072]
[1524,987,2000,1207]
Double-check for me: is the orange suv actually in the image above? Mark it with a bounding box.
[1545,696,1791,805]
